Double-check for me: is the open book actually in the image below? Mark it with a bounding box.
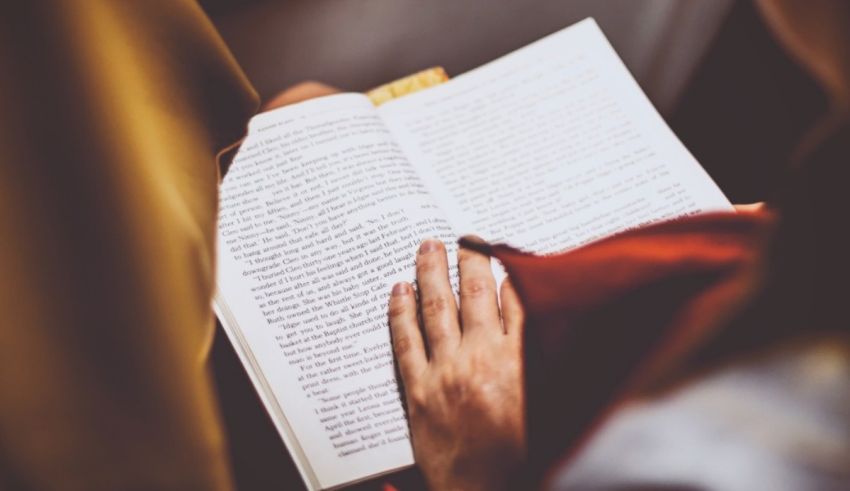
[215,18,731,490]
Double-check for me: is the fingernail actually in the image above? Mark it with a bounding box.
[391,282,409,296]
[458,235,493,255]
[419,239,440,254]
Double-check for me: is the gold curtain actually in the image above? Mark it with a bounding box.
[0,2,258,489]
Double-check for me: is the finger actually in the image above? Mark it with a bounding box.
[457,243,500,338]
[264,81,342,110]
[500,278,525,341]
[416,239,460,359]
[388,282,427,385]
[734,202,765,213]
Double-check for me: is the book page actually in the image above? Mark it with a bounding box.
[216,94,456,489]
[379,19,732,254]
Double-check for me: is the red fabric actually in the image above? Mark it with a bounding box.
[467,210,776,484]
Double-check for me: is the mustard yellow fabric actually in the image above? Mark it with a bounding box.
[0,2,258,490]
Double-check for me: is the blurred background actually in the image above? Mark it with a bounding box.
[201,0,826,205]
[199,1,827,489]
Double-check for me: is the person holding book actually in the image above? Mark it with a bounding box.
[1,1,848,491]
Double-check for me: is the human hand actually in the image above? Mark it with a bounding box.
[734,202,767,213]
[388,239,525,491]
[264,81,341,110]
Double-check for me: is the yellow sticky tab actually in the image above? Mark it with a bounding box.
[367,67,449,106]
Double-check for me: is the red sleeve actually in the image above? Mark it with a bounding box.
[464,211,774,486]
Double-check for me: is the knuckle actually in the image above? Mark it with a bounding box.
[440,371,467,402]
[421,295,451,316]
[439,369,457,388]
[416,256,440,274]
[406,387,428,413]
[393,336,414,357]
[387,299,408,319]
[460,277,494,299]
